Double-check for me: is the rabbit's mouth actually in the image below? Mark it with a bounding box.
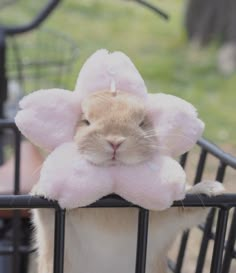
[99,158,122,167]
[110,154,123,165]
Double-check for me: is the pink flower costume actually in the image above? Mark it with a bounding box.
[15,50,204,210]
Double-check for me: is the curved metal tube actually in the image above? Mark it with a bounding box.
[1,0,61,35]
[134,0,169,20]
[198,138,236,169]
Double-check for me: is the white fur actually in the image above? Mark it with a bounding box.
[33,181,225,273]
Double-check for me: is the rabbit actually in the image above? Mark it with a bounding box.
[32,90,225,273]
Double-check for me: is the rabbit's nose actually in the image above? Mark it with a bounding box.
[106,137,125,151]
[109,142,122,151]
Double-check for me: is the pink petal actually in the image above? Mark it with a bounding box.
[15,89,81,151]
[115,155,186,210]
[147,93,204,157]
[36,142,113,208]
[75,49,148,100]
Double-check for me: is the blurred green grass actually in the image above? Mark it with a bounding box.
[1,0,235,152]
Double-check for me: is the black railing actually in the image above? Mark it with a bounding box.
[0,195,236,273]
[1,0,61,35]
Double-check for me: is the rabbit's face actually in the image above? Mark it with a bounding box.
[74,91,157,166]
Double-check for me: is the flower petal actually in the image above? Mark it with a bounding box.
[15,89,81,151]
[75,49,148,100]
[115,155,186,210]
[33,142,113,209]
[147,93,204,157]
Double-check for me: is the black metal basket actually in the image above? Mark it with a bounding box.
[3,28,78,120]
[6,28,79,91]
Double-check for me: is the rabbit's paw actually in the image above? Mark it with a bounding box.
[187,181,225,196]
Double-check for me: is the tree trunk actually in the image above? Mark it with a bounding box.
[185,0,236,46]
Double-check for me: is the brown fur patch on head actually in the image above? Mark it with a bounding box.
[82,91,145,127]
[74,90,157,166]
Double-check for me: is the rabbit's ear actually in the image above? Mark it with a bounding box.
[15,89,81,151]
[75,49,148,100]
[147,93,205,157]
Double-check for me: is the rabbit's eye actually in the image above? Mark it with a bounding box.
[82,119,90,126]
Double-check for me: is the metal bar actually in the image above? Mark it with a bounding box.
[0,30,7,117]
[179,152,188,168]
[3,0,61,35]
[14,128,21,195]
[195,209,216,273]
[53,209,66,273]
[12,211,21,273]
[134,0,169,20]
[215,162,226,183]
[10,37,25,93]
[175,230,189,273]
[12,128,21,273]
[198,224,215,240]
[0,194,235,209]
[198,138,236,169]
[89,195,236,208]
[175,149,208,273]
[195,160,227,273]
[0,131,4,165]
[0,119,18,129]
[135,209,149,273]
[210,208,229,273]
[222,208,236,273]
[194,149,207,184]
[0,29,7,165]
[175,152,189,272]
[0,246,35,255]
[0,195,58,209]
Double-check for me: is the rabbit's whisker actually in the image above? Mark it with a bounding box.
[145,133,194,143]
[147,145,171,152]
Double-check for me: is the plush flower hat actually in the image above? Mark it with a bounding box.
[15,49,204,210]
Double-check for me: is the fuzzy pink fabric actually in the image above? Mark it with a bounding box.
[15,49,204,210]
[15,89,82,151]
[33,142,186,210]
[75,49,148,100]
[147,93,205,157]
